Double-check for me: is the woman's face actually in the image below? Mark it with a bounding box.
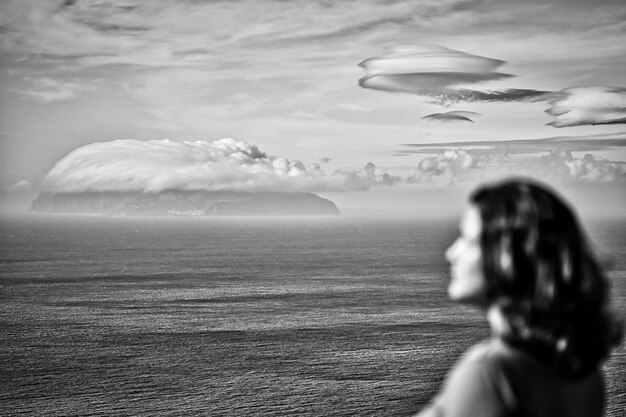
[445,205,487,303]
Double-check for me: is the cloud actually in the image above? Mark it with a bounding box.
[0,1,450,68]
[0,0,66,25]
[422,111,478,123]
[407,147,626,186]
[412,149,477,183]
[15,77,90,103]
[546,86,626,127]
[529,150,626,183]
[363,162,403,187]
[43,134,622,197]
[41,138,399,194]
[8,180,32,192]
[400,132,626,185]
[358,45,553,107]
[402,132,626,154]
[359,45,511,93]
[427,88,553,107]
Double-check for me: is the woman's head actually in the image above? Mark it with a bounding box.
[447,178,622,378]
[467,178,606,311]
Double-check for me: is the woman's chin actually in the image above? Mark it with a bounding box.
[447,285,487,306]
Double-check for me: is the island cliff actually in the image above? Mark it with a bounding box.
[30,191,340,216]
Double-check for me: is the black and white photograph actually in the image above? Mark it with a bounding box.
[1,1,625,416]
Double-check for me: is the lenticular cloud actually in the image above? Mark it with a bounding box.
[358,45,553,106]
[546,86,626,127]
[359,45,512,95]
[42,138,381,193]
[422,111,478,123]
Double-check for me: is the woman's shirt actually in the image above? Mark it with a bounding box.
[416,338,604,417]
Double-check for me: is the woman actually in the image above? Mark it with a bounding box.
[416,178,622,417]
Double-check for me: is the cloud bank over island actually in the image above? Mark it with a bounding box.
[41,138,398,194]
[40,133,625,202]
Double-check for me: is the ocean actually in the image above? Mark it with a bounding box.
[1,214,624,416]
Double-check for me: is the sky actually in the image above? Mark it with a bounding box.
[1,0,625,217]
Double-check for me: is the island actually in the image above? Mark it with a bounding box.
[30,190,340,216]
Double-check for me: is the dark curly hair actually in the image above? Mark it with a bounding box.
[470,178,622,379]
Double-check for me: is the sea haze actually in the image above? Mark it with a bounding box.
[1,215,624,416]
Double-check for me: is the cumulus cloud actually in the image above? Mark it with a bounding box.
[401,131,626,185]
[546,86,626,127]
[422,111,478,123]
[409,149,509,185]
[41,138,399,194]
[529,150,626,183]
[409,147,625,186]
[412,149,477,182]
[363,162,403,187]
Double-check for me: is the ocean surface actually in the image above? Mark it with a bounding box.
[1,214,624,416]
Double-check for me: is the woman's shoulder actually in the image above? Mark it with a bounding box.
[462,339,519,363]
[459,338,603,387]
[429,339,521,415]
